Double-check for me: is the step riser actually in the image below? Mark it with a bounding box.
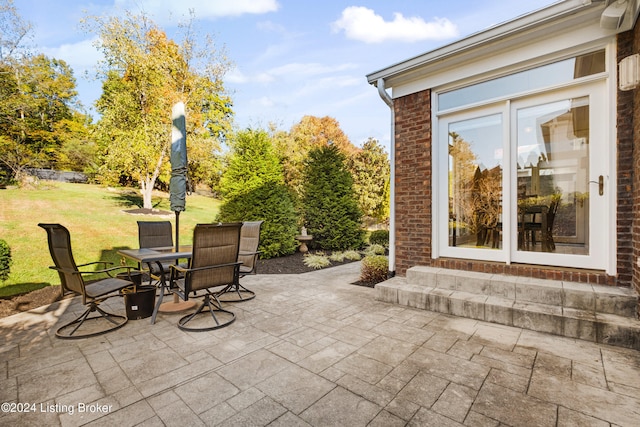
[379,267,640,351]
[377,281,640,350]
[406,267,638,318]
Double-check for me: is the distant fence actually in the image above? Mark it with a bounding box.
[27,168,88,183]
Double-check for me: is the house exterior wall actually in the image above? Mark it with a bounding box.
[631,24,640,298]
[392,77,621,287]
[393,91,432,275]
[618,30,635,290]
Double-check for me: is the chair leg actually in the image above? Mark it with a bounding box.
[56,301,127,339]
[177,293,235,332]
[215,283,256,302]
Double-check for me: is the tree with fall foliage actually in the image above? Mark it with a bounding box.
[0,54,87,182]
[0,1,92,183]
[86,12,232,209]
[275,115,357,199]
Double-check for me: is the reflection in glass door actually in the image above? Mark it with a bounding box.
[515,97,589,255]
[447,114,503,249]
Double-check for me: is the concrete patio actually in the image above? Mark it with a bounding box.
[1,262,639,426]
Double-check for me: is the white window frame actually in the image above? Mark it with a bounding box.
[431,41,616,274]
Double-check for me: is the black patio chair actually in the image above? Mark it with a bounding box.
[137,221,174,285]
[170,222,242,331]
[39,223,133,339]
[216,220,263,302]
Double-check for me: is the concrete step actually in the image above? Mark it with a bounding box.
[376,267,640,350]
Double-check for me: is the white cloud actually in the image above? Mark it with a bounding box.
[253,96,275,108]
[268,62,357,77]
[232,69,275,84]
[115,0,279,22]
[293,75,361,99]
[227,68,248,84]
[229,62,358,85]
[42,37,102,74]
[332,6,458,43]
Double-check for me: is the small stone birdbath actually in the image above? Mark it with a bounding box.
[295,227,313,253]
[295,235,313,253]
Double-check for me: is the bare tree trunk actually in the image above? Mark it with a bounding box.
[141,179,153,210]
[140,145,168,210]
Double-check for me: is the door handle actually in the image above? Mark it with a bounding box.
[598,175,603,196]
[589,175,604,196]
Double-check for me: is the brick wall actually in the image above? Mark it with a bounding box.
[630,26,640,297]
[393,90,432,275]
[617,31,635,289]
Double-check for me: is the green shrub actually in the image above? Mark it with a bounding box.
[303,253,331,269]
[360,255,388,284]
[369,230,389,247]
[217,183,298,259]
[0,239,12,283]
[217,128,299,258]
[301,144,364,251]
[364,244,386,256]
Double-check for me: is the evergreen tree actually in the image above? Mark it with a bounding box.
[302,144,364,250]
[217,128,298,258]
[349,138,390,222]
[274,115,357,200]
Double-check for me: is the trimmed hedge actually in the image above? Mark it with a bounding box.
[369,230,389,247]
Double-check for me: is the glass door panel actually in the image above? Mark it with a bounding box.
[447,114,503,249]
[515,97,589,255]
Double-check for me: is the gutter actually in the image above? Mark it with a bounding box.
[377,78,396,278]
[366,0,603,86]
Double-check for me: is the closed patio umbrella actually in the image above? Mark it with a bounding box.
[163,101,196,312]
[170,101,187,250]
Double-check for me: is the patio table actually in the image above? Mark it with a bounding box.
[118,246,193,324]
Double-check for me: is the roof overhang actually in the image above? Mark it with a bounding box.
[367,0,640,91]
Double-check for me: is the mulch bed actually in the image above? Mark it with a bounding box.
[0,251,372,319]
[0,286,63,319]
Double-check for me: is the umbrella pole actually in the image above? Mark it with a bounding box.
[159,209,196,312]
[172,210,181,304]
[175,210,180,252]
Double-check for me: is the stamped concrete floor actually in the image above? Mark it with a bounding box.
[1,262,640,426]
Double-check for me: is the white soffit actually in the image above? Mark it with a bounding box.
[366,0,636,93]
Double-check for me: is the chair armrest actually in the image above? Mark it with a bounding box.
[238,250,262,257]
[170,264,189,274]
[49,265,134,277]
[170,261,243,299]
[171,261,242,274]
[76,261,112,269]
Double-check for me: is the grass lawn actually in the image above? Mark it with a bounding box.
[0,182,221,297]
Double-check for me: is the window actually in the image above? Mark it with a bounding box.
[439,50,605,110]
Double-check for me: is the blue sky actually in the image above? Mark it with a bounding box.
[16,0,557,151]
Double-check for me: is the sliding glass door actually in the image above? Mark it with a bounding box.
[439,82,607,269]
